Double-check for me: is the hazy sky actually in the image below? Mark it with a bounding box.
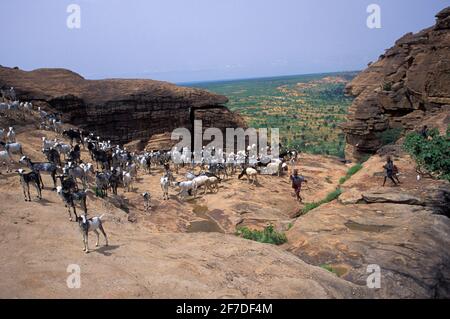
[1,0,448,83]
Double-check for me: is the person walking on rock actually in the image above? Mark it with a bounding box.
[290,169,307,202]
[383,156,398,187]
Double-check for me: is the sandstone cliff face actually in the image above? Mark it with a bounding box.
[0,66,246,145]
[342,7,450,160]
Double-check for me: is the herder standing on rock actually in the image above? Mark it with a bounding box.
[383,156,399,187]
[290,169,307,202]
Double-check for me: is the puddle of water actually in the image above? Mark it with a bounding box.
[193,205,209,216]
[331,265,349,277]
[345,220,394,233]
[187,205,224,233]
[321,264,350,278]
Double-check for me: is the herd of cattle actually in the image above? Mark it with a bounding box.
[1,97,299,252]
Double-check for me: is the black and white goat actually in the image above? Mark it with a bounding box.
[63,162,87,189]
[0,141,23,158]
[54,142,71,160]
[238,167,258,185]
[77,214,108,253]
[17,169,42,201]
[62,129,82,146]
[56,186,88,221]
[43,147,62,166]
[56,174,78,193]
[20,156,58,190]
[142,192,151,211]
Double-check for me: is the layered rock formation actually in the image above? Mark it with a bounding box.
[342,7,450,160]
[0,66,246,145]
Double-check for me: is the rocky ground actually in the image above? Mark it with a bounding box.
[286,153,450,298]
[0,111,449,298]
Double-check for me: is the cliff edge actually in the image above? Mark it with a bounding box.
[342,7,450,160]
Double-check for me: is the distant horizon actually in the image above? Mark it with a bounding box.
[0,63,360,86]
[178,70,361,86]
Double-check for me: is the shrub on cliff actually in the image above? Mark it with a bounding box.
[236,224,287,245]
[301,188,343,215]
[403,126,450,181]
[339,164,363,185]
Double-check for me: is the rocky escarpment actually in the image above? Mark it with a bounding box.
[0,66,246,145]
[342,7,450,160]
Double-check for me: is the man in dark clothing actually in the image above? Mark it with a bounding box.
[383,156,398,187]
[420,125,429,139]
[290,169,307,202]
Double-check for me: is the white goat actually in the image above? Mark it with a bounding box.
[160,175,170,200]
[192,175,210,195]
[51,119,63,133]
[265,161,283,177]
[175,180,197,200]
[0,150,12,173]
[6,127,15,143]
[206,176,220,193]
[125,162,138,178]
[80,162,95,177]
[122,171,133,192]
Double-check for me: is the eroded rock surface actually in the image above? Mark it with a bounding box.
[286,153,450,298]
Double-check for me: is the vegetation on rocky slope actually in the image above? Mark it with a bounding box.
[236,224,288,245]
[404,126,450,181]
[339,164,363,185]
[301,188,343,215]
